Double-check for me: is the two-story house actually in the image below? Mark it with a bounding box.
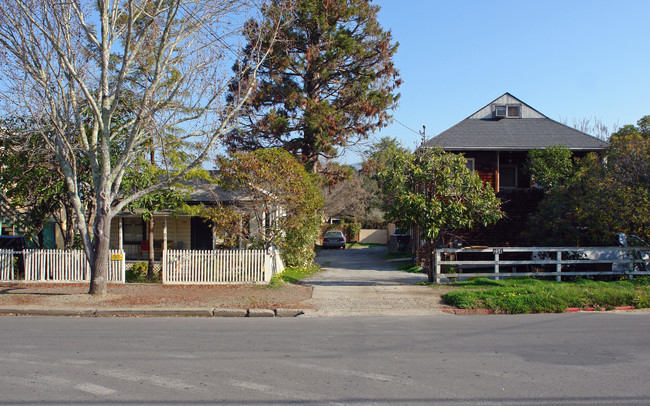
[421,92,607,246]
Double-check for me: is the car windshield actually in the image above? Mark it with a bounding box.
[325,231,342,237]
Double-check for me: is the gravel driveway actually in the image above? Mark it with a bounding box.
[301,245,447,316]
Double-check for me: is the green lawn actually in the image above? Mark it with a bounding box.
[441,277,650,314]
[266,265,321,287]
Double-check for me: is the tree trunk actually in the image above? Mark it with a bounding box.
[147,218,155,279]
[89,213,111,296]
[63,208,75,249]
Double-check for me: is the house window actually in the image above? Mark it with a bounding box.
[507,105,521,118]
[123,218,144,242]
[465,158,475,172]
[494,104,521,118]
[499,164,518,189]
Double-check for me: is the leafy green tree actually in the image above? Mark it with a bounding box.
[210,149,323,267]
[611,115,650,140]
[524,145,575,190]
[362,136,410,175]
[526,117,650,246]
[380,148,503,281]
[0,118,84,248]
[226,0,401,171]
[360,136,411,219]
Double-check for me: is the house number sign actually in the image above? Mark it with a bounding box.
[492,248,503,255]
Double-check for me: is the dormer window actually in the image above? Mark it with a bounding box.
[493,104,521,119]
[507,105,520,118]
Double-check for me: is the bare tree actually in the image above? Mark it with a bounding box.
[559,116,618,140]
[0,0,280,295]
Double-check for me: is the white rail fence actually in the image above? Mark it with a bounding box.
[163,248,284,284]
[435,246,650,283]
[0,249,125,282]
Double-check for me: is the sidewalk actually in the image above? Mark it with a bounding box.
[302,284,447,317]
[0,282,313,318]
[0,246,449,318]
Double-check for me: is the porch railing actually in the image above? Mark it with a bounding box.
[434,246,650,283]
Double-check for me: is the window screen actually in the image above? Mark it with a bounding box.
[123,218,144,242]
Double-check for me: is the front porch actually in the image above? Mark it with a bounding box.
[110,215,214,261]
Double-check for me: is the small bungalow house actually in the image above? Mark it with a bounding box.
[110,178,274,260]
[2,175,273,258]
[421,92,608,246]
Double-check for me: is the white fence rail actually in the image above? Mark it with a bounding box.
[163,248,283,284]
[0,249,14,281]
[435,246,650,283]
[0,249,125,283]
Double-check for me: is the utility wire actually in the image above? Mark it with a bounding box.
[393,118,421,135]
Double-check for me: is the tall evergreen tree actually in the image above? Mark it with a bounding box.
[226,0,401,171]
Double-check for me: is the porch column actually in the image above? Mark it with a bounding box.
[495,151,500,193]
[212,224,217,250]
[163,217,168,251]
[118,217,123,251]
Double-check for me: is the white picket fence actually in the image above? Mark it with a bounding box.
[1,248,284,285]
[434,246,650,283]
[0,249,14,280]
[0,249,126,282]
[162,248,284,284]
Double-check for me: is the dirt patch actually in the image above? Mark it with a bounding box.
[0,283,313,310]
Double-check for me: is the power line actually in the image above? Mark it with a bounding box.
[393,118,421,135]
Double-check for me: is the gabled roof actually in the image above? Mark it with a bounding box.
[186,178,251,203]
[423,93,608,151]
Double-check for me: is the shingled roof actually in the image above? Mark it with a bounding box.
[423,93,608,151]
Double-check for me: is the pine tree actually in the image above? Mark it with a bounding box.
[227,0,401,171]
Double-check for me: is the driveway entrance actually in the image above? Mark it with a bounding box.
[301,246,446,316]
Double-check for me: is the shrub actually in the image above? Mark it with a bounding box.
[125,262,161,283]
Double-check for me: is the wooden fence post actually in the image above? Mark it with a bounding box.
[434,250,440,283]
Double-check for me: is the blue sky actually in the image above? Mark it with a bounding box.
[338,0,650,164]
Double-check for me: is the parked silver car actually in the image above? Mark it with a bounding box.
[322,230,346,249]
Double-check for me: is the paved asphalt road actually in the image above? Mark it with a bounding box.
[0,314,649,405]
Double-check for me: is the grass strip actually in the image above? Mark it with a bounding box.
[441,277,650,314]
[266,265,321,288]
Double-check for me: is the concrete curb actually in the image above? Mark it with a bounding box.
[248,309,275,317]
[213,308,248,317]
[0,307,306,318]
[0,308,96,316]
[275,308,305,317]
[94,308,213,317]
[564,306,637,313]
